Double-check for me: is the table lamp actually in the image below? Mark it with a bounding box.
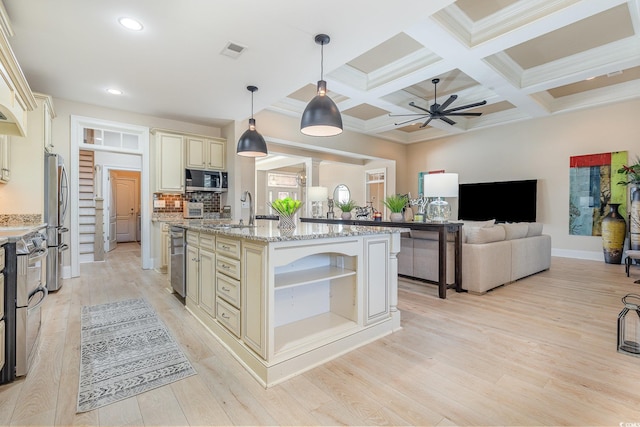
[424,173,458,222]
[308,186,328,218]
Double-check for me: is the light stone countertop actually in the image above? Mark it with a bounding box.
[169,219,405,243]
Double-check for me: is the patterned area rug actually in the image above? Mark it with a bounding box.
[77,298,196,413]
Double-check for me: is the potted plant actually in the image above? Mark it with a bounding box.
[618,156,640,251]
[335,199,357,220]
[383,194,408,222]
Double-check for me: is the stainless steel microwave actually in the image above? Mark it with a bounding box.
[185,169,228,192]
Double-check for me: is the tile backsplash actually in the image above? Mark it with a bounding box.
[153,192,222,214]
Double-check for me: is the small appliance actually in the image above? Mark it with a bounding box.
[185,169,227,192]
[183,202,204,219]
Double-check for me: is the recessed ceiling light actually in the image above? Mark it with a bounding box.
[106,88,123,95]
[118,17,143,31]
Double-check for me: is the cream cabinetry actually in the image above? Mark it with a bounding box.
[182,227,401,388]
[1,245,5,371]
[159,223,169,274]
[185,136,225,171]
[185,231,216,317]
[33,94,55,151]
[0,135,9,183]
[154,131,184,193]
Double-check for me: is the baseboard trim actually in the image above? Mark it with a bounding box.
[552,248,602,261]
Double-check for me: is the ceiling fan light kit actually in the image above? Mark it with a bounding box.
[237,85,268,157]
[391,78,486,128]
[300,34,343,137]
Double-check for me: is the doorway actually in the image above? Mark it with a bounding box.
[108,169,141,249]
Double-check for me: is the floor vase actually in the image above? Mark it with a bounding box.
[602,203,626,264]
[630,185,640,251]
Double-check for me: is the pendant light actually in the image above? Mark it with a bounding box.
[300,34,343,137]
[237,85,268,157]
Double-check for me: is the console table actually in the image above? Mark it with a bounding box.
[301,217,463,299]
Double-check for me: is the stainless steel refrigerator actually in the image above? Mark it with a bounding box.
[44,151,69,291]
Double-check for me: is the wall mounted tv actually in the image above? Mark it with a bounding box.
[458,179,537,222]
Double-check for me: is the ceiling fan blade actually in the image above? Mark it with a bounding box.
[393,116,428,126]
[408,101,431,114]
[442,100,487,114]
[419,117,433,128]
[446,112,483,117]
[388,113,432,117]
[437,95,457,112]
[440,116,456,126]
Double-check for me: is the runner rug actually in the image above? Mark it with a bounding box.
[77,298,196,413]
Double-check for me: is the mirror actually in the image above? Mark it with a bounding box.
[333,184,350,204]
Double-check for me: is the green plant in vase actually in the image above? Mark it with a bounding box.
[618,155,640,251]
[383,194,408,222]
[269,197,303,229]
[335,199,357,220]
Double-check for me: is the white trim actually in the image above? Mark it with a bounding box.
[102,164,142,251]
[70,115,151,277]
[551,248,602,261]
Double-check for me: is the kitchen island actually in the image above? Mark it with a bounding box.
[173,220,402,387]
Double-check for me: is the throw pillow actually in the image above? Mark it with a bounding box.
[501,223,529,240]
[466,225,506,244]
[526,222,543,237]
[461,219,496,242]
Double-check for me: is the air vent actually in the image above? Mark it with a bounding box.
[221,41,247,59]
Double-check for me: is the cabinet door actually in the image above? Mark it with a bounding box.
[156,132,184,192]
[241,241,267,358]
[43,100,53,151]
[186,244,199,305]
[0,135,10,183]
[207,139,225,170]
[185,137,206,169]
[160,225,169,274]
[199,248,216,317]
[363,236,390,324]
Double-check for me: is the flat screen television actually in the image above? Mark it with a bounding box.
[458,179,537,222]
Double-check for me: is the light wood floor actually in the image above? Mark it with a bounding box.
[2,243,640,426]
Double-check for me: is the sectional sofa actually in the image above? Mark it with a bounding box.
[398,220,552,295]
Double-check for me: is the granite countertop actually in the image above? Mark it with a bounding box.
[0,223,47,241]
[170,220,404,243]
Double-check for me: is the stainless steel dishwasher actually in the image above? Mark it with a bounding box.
[169,226,185,298]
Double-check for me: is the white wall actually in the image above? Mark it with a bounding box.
[406,99,640,260]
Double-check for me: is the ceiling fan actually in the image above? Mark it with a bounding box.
[390,78,487,128]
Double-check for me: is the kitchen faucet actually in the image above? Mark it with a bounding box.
[241,190,254,226]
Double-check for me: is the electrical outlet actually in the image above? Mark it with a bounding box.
[153,200,166,208]
[174,200,181,208]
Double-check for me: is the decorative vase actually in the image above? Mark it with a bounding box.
[602,203,626,264]
[341,212,352,220]
[630,185,640,251]
[390,212,404,222]
[278,213,297,230]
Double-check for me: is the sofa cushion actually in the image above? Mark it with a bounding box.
[466,225,506,244]
[461,219,496,242]
[501,223,529,240]
[526,222,543,237]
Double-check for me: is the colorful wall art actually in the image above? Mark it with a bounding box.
[569,151,627,236]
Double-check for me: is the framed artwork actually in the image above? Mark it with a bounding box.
[418,170,445,196]
[569,151,627,236]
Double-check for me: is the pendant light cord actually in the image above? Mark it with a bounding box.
[320,41,324,81]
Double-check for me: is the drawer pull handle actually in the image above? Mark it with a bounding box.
[222,286,230,292]
[222,245,230,250]
[221,264,229,269]
[221,313,229,319]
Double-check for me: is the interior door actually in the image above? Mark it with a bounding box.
[108,170,117,251]
[115,177,137,242]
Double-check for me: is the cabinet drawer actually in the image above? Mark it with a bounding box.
[216,272,240,308]
[0,246,4,271]
[199,233,215,251]
[216,297,240,337]
[216,237,240,259]
[216,254,240,280]
[0,320,4,371]
[186,231,199,245]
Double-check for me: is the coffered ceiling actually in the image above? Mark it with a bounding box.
[3,0,639,144]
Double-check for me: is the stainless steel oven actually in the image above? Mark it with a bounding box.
[15,230,48,377]
[169,226,185,298]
